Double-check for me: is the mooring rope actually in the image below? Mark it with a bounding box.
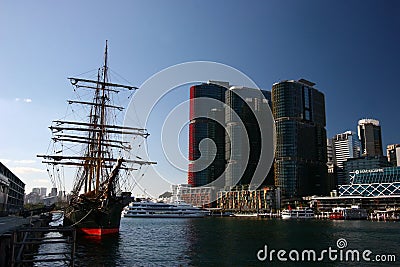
[70,209,94,227]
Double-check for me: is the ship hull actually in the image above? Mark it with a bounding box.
[64,193,131,236]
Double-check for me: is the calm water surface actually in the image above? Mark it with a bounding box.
[37,217,400,266]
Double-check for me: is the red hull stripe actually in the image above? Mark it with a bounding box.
[79,228,119,236]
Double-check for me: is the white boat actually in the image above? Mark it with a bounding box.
[281,208,314,219]
[123,200,209,218]
[232,213,258,217]
[331,205,367,220]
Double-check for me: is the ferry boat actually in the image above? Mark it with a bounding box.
[330,206,367,220]
[123,200,209,218]
[329,211,344,220]
[281,208,314,219]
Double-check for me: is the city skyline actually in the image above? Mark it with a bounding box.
[1,1,399,196]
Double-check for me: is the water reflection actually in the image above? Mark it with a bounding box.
[35,217,400,266]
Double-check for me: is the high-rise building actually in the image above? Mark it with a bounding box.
[32,188,40,194]
[40,187,47,197]
[326,139,338,192]
[387,144,400,167]
[332,131,361,168]
[51,187,58,197]
[358,119,383,156]
[188,81,227,187]
[188,81,274,191]
[331,131,361,185]
[272,79,328,198]
[224,86,273,189]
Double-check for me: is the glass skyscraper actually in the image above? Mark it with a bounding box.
[272,79,327,198]
[188,81,274,189]
[357,119,383,156]
[188,82,227,187]
[224,87,272,189]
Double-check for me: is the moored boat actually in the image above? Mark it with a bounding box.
[330,206,367,220]
[123,200,209,218]
[38,41,156,236]
[281,208,314,219]
[329,212,344,220]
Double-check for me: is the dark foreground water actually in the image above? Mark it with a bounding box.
[36,217,400,266]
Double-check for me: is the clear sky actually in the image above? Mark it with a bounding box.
[1,1,399,197]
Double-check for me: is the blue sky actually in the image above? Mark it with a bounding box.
[0,1,399,196]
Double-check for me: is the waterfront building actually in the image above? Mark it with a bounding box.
[0,170,9,216]
[224,86,272,189]
[272,79,328,198]
[188,81,274,188]
[312,195,400,212]
[314,164,400,212]
[357,119,383,156]
[0,162,25,214]
[339,166,400,197]
[172,184,215,208]
[343,155,391,184]
[188,81,227,187]
[387,144,400,167]
[217,186,280,212]
[330,131,361,185]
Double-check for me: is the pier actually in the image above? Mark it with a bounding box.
[0,214,76,266]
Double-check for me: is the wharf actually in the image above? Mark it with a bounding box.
[0,216,32,235]
[0,214,54,266]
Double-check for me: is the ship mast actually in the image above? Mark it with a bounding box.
[95,40,108,194]
[38,41,156,197]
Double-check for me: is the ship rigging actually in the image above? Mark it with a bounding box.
[38,41,156,235]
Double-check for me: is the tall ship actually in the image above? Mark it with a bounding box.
[38,41,155,235]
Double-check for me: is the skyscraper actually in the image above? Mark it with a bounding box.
[188,81,227,187]
[387,144,400,167]
[331,131,361,184]
[188,81,274,190]
[224,86,272,189]
[272,79,327,198]
[357,119,383,156]
[332,131,361,168]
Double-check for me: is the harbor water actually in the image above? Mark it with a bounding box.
[37,217,400,266]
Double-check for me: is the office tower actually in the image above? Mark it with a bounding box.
[51,187,58,197]
[272,79,327,198]
[326,139,338,191]
[327,138,334,164]
[331,131,361,184]
[40,187,47,197]
[32,188,40,194]
[188,81,228,187]
[358,119,383,156]
[224,86,272,189]
[387,144,400,167]
[332,131,361,168]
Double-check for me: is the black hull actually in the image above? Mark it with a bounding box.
[64,193,131,236]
